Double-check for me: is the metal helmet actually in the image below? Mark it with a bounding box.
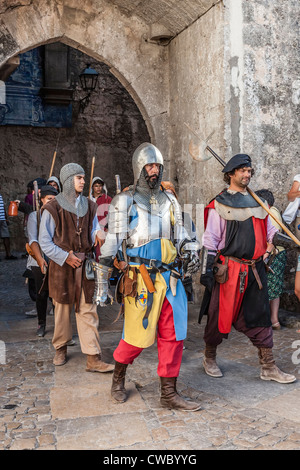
[132,143,164,187]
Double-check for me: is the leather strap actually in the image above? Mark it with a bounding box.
[128,256,177,272]
[228,255,263,290]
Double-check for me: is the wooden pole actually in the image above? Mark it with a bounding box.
[49,149,57,179]
[49,131,61,178]
[88,156,95,198]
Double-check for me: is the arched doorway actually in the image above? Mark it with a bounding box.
[0,42,150,250]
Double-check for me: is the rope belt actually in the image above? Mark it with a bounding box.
[228,255,263,291]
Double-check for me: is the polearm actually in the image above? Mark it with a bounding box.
[49,131,61,179]
[115,174,128,264]
[184,122,300,247]
[33,180,40,228]
[88,156,95,199]
[115,175,121,194]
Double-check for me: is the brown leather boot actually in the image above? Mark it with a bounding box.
[111,362,128,403]
[203,344,223,378]
[86,354,114,373]
[160,377,201,412]
[258,347,296,384]
[53,346,67,366]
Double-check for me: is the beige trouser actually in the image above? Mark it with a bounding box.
[52,290,100,355]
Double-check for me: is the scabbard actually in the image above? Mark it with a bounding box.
[139,263,156,293]
[169,270,181,296]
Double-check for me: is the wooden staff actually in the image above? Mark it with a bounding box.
[88,156,95,199]
[49,131,61,179]
[247,187,300,246]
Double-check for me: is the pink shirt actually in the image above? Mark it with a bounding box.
[202,208,278,252]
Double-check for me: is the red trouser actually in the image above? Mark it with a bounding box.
[113,297,183,377]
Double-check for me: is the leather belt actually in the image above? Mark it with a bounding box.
[228,255,263,290]
[128,256,177,272]
[74,252,86,311]
[128,257,179,329]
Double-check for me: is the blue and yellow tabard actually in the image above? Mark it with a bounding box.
[122,238,188,349]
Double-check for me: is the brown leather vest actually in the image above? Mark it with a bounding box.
[44,198,97,305]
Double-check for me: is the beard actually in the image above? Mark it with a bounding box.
[143,168,159,189]
[146,174,159,189]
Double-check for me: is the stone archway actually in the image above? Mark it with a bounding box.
[0,0,170,154]
[0,41,154,250]
[0,1,172,250]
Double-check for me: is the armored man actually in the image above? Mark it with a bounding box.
[97,143,202,411]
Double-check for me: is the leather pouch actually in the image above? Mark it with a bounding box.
[117,266,138,300]
[213,255,229,284]
[85,258,94,280]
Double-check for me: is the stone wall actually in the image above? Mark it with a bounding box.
[224,0,299,305]
[229,0,300,210]
[168,3,225,302]
[169,2,225,227]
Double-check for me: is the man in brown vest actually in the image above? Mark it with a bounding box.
[39,163,114,372]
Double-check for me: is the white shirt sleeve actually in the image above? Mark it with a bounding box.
[293,174,300,183]
[27,211,39,245]
[39,209,69,266]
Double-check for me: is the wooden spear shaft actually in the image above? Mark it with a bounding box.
[49,131,60,179]
[88,156,95,199]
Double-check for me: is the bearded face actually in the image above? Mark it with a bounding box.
[143,163,161,189]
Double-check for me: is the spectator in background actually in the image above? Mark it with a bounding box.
[255,189,287,330]
[285,174,300,303]
[47,176,61,193]
[89,177,112,260]
[287,174,300,241]
[22,179,47,236]
[27,185,58,336]
[0,191,17,260]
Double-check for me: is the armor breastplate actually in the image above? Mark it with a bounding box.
[127,198,173,248]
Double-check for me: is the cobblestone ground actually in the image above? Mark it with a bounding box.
[1,253,300,451]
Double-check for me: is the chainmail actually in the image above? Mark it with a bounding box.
[134,164,168,212]
[56,163,88,217]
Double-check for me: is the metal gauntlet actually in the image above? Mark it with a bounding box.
[91,260,113,307]
[180,240,201,276]
[199,249,216,292]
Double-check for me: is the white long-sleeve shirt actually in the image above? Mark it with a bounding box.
[39,199,101,266]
